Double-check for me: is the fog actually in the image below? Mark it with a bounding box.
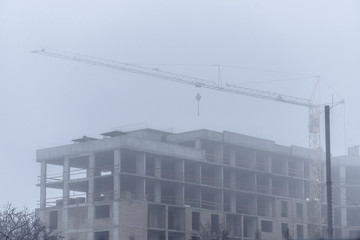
[0,0,359,209]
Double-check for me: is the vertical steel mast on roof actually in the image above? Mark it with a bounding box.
[33,48,342,237]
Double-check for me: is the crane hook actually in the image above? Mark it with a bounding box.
[196,93,201,116]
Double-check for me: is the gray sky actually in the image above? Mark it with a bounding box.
[0,0,359,209]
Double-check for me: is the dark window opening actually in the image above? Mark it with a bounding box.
[95,231,109,240]
[49,211,58,229]
[296,203,303,219]
[281,201,288,218]
[211,214,219,233]
[95,205,110,219]
[192,212,200,230]
[297,225,304,240]
[261,220,272,233]
[167,207,185,231]
[168,209,174,230]
[281,223,289,240]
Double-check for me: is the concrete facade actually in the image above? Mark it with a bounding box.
[37,128,331,240]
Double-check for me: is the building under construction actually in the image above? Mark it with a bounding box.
[37,128,358,240]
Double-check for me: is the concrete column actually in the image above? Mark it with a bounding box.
[199,164,203,185]
[196,164,201,184]
[113,200,119,240]
[253,173,257,193]
[155,157,161,178]
[87,230,93,240]
[229,149,236,166]
[266,154,271,173]
[301,158,305,178]
[136,152,146,175]
[218,189,224,211]
[214,144,224,164]
[252,196,257,216]
[39,161,47,222]
[40,161,47,209]
[136,179,145,201]
[114,149,121,200]
[112,227,119,240]
[217,167,223,187]
[88,154,95,203]
[113,149,121,240]
[63,157,70,205]
[231,192,236,213]
[284,181,289,197]
[340,165,347,227]
[136,152,145,201]
[165,205,169,240]
[175,160,184,181]
[62,157,70,239]
[87,154,95,240]
[155,182,161,203]
[241,216,244,239]
[176,185,184,205]
[269,155,273,173]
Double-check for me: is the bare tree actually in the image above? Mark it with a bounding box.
[0,203,62,240]
[193,223,229,240]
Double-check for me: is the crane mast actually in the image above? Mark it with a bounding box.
[33,48,336,237]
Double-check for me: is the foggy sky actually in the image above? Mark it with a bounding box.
[0,0,359,209]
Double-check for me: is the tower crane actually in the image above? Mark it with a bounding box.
[33,48,343,237]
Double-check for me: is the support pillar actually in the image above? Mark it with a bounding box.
[62,157,70,239]
[176,185,184,205]
[136,152,146,175]
[39,161,47,221]
[136,180,145,201]
[229,149,236,166]
[155,182,161,203]
[88,154,95,203]
[136,153,145,200]
[40,161,47,209]
[231,192,236,213]
[155,157,161,178]
[113,149,121,240]
[214,144,224,164]
[63,157,70,205]
[217,167,223,187]
[114,149,121,201]
[339,166,347,228]
[87,154,95,240]
[175,160,184,181]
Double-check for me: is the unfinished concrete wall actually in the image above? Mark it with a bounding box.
[67,232,89,240]
[67,206,88,229]
[117,201,147,240]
